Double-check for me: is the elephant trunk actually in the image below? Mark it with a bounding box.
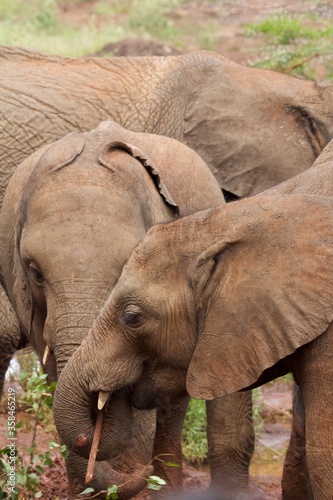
[54,357,133,461]
[48,284,153,497]
[54,346,155,498]
[67,451,153,499]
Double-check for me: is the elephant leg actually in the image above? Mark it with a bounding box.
[206,391,268,498]
[282,382,311,500]
[0,286,21,396]
[152,394,190,490]
[291,326,333,499]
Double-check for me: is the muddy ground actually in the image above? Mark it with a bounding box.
[1,0,330,498]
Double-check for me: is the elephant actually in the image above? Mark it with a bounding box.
[1,45,333,204]
[1,44,333,382]
[54,192,333,499]
[1,45,333,496]
[1,119,256,498]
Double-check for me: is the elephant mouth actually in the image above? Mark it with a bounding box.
[60,389,134,463]
[128,374,188,411]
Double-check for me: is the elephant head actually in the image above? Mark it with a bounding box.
[55,192,333,424]
[0,119,223,497]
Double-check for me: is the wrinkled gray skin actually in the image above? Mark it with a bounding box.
[0,287,20,392]
[1,46,333,202]
[55,191,333,500]
[1,45,333,496]
[0,120,226,498]
[56,139,333,500]
[264,137,333,500]
[1,43,333,398]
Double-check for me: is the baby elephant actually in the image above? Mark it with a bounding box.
[55,193,333,499]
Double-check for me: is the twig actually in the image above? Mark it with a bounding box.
[85,410,103,484]
[29,397,43,464]
[283,53,319,72]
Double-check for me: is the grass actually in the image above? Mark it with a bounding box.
[0,0,187,56]
[1,0,332,81]
[245,13,333,80]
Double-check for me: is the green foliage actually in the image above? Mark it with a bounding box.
[125,0,182,41]
[252,388,264,434]
[182,398,207,463]
[78,475,166,499]
[245,14,333,80]
[0,359,66,498]
[182,392,265,464]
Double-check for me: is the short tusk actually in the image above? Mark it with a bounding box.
[97,390,110,410]
[42,345,51,365]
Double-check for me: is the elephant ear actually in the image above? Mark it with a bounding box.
[97,120,224,216]
[187,194,333,400]
[99,140,179,213]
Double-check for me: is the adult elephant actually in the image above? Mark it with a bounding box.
[0,46,332,497]
[1,44,333,388]
[54,138,333,500]
[0,120,232,498]
[55,192,333,498]
[1,45,333,202]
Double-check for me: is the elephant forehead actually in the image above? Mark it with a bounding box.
[25,181,144,225]
[20,185,148,276]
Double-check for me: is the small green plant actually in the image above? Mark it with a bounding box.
[0,354,66,499]
[182,398,207,464]
[245,13,333,80]
[79,475,166,499]
[0,440,68,499]
[252,387,264,434]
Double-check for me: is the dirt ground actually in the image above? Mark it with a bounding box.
[2,0,328,498]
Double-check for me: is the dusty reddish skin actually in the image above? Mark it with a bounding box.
[76,434,88,448]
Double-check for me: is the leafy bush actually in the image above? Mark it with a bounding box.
[0,356,67,499]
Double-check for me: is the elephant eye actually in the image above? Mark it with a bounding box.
[122,308,142,327]
[28,264,44,285]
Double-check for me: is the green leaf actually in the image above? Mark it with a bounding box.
[164,461,179,468]
[59,444,69,459]
[48,441,59,449]
[147,475,167,491]
[35,465,44,474]
[78,487,95,495]
[0,457,11,474]
[106,484,118,499]
[34,492,43,498]
[41,451,53,467]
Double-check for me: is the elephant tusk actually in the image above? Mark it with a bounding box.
[42,345,51,365]
[97,390,110,410]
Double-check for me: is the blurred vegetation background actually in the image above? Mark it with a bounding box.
[0,0,332,80]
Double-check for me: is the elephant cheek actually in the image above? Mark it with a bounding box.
[131,366,188,410]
